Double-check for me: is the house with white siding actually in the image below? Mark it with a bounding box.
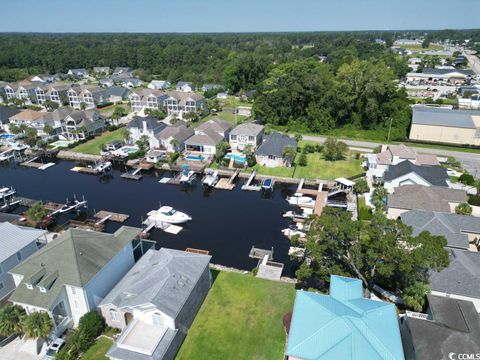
[8,226,148,336]
[99,248,211,360]
[184,119,231,155]
[229,123,264,151]
[0,223,47,302]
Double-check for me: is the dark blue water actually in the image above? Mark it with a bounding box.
[0,160,298,276]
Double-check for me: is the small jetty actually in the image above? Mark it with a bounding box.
[19,156,56,171]
[256,255,284,281]
[141,220,183,236]
[185,248,210,255]
[94,210,129,223]
[215,169,239,190]
[121,167,143,180]
[249,246,274,260]
[241,170,261,191]
[44,201,64,213]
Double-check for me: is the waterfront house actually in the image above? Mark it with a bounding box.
[409,105,480,146]
[62,109,105,140]
[148,80,171,90]
[9,226,145,336]
[386,185,467,218]
[127,115,167,148]
[400,295,480,359]
[0,106,20,131]
[99,248,211,360]
[383,161,449,193]
[400,210,480,251]
[145,149,165,163]
[8,110,46,133]
[67,68,88,79]
[176,81,195,92]
[164,91,205,117]
[256,132,297,167]
[184,119,231,155]
[428,249,480,312]
[154,122,194,152]
[285,275,404,360]
[366,144,439,180]
[40,107,76,135]
[0,222,47,302]
[229,123,264,151]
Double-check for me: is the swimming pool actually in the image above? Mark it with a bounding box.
[119,146,139,154]
[185,154,204,161]
[51,140,73,148]
[226,153,246,163]
[0,134,15,139]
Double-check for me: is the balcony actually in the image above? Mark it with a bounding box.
[116,319,168,356]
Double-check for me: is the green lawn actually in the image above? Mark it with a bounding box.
[99,104,127,116]
[70,128,125,155]
[81,337,113,360]
[199,110,251,127]
[222,95,252,109]
[293,152,363,180]
[176,271,295,360]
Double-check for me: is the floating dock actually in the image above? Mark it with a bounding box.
[94,210,129,223]
[142,219,183,235]
[249,246,274,260]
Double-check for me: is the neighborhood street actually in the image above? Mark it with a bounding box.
[302,134,480,177]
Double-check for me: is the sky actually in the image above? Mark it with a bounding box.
[0,0,479,33]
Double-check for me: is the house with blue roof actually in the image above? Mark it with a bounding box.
[285,275,405,360]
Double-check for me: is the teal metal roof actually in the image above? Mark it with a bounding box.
[286,275,405,360]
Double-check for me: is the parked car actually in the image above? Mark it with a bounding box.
[43,338,65,360]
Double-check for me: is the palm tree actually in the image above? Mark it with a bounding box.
[0,304,26,336]
[282,145,297,167]
[23,312,53,340]
[170,138,179,151]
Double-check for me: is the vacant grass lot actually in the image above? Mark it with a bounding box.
[81,337,113,360]
[176,271,295,360]
[70,128,125,155]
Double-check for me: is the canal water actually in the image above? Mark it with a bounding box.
[0,160,299,276]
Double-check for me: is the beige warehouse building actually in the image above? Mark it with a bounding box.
[409,105,480,146]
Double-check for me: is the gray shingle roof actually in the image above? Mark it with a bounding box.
[100,248,210,318]
[412,105,479,129]
[421,68,474,76]
[196,119,231,134]
[127,116,167,134]
[401,210,480,250]
[155,124,194,143]
[106,86,131,98]
[9,226,140,310]
[404,295,480,360]
[384,161,449,187]
[387,185,467,212]
[0,223,45,263]
[230,122,264,136]
[256,132,297,158]
[430,249,480,298]
[0,106,21,124]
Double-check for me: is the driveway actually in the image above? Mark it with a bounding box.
[302,135,480,177]
[0,337,45,360]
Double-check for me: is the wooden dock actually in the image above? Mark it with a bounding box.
[70,219,105,232]
[185,248,210,255]
[214,169,239,190]
[44,202,64,212]
[313,192,327,215]
[94,210,129,223]
[121,172,142,180]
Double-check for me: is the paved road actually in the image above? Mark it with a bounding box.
[302,135,480,177]
[465,53,480,75]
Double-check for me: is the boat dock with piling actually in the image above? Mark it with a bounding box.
[94,210,129,223]
[215,169,239,190]
[249,246,274,260]
[241,170,261,191]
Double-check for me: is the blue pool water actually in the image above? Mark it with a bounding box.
[226,153,246,163]
[185,155,204,161]
[0,134,15,139]
[120,146,139,154]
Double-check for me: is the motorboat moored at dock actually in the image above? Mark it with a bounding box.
[145,206,192,224]
[202,170,219,187]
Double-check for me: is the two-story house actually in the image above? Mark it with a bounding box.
[127,116,167,148]
[164,91,205,117]
[8,226,147,336]
[99,248,211,360]
[8,110,51,135]
[176,81,195,92]
[0,222,47,302]
[62,109,105,140]
[229,123,264,151]
[47,83,72,106]
[184,119,231,155]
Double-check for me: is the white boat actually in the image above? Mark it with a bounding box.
[179,169,196,184]
[0,187,16,200]
[91,161,112,174]
[58,197,87,214]
[146,206,192,224]
[202,171,218,187]
[9,143,28,151]
[282,226,306,238]
[286,194,315,206]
